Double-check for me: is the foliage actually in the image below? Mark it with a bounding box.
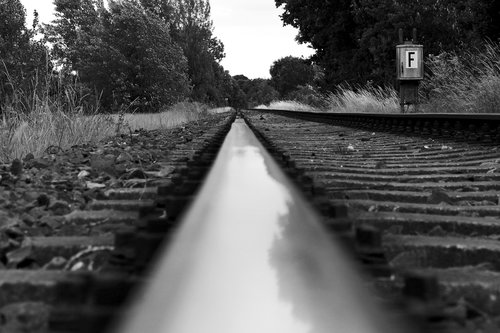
[166,0,228,104]
[3,0,235,117]
[421,42,500,113]
[0,0,49,109]
[285,85,326,108]
[275,0,500,89]
[269,56,315,97]
[221,74,247,109]
[98,1,190,110]
[45,0,190,112]
[233,76,280,107]
[44,0,103,68]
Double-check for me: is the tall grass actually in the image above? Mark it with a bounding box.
[325,85,400,113]
[0,69,210,162]
[256,87,400,114]
[1,105,116,162]
[422,42,500,113]
[115,101,209,132]
[0,65,116,161]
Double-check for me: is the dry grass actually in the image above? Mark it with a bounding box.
[115,102,209,132]
[209,106,234,114]
[325,86,400,113]
[422,42,500,113]
[255,100,318,112]
[0,107,113,162]
[254,88,399,114]
[1,58,216,163]
[0,97,210,163]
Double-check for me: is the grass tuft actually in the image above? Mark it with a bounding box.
[0,68,211,163]
[0,105,115,162]
[422,42,500,113]
[325,85,399,113]
[0,102,210,163]
[117,101,209,132]
[255,100,318,112]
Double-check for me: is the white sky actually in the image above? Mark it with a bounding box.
[20,0,314,79]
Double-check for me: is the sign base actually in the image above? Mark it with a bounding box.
[399,81,419,113]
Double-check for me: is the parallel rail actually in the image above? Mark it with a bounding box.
[247,108,500,122]
[242,108,500,332]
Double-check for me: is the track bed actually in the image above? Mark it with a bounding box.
[244,109,500,332]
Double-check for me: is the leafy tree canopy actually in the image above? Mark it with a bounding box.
[269,56,315,97]
[45,0,192,111]
[0,0,48,105]
[276,0,500,89]
[234,76,279,107]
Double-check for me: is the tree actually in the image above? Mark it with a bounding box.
[98,1,190,110]
[276,0,357,89]
[234,76,279,107]
[140,0,176,22]
[0,0,49,110]
[44,0,103,68]
[168,0,227,103]
[352,0,497,84]
[138,0,229,105]
[269,56,315,97]
[275,0,500,89]
[45,0,190,111]
[0,0,26,55]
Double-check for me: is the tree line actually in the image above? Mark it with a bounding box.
[2,0,328,112]
[275,0,500,91]
[0,0,255,113]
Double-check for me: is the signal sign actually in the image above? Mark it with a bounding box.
[396,45,423,80]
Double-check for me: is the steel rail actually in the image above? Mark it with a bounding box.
[247,108,500,123]
[113,117,411,333]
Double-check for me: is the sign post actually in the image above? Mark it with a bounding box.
[396,29,423,113]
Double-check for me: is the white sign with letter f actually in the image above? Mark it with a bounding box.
[405,51,418,69]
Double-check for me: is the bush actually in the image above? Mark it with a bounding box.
[285,85,326,108]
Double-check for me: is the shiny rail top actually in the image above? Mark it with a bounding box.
[116,118,408,333]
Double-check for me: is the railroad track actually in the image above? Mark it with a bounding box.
[1,108,500,332]
[244,109,500,333]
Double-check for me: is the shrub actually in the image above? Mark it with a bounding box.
[285,85,327,109]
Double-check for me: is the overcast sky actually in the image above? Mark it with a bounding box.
[20,0,314,79]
